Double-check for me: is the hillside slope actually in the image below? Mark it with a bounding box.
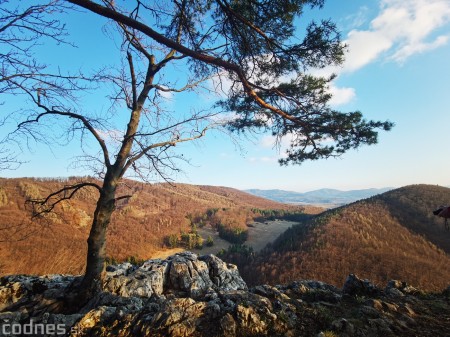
[374,184,450,253]
[0,177,308,276]
[237,185,450,291]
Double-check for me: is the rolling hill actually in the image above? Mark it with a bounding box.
[0,177,311,276]
[2,179,449,292]
[233,184,450,291]
[245,187,393,206]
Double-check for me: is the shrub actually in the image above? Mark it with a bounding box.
[206,208,219,217]
[126,255,144,265]
[105,256,118,265]
[164,234,179,248]
[218,244,254,257]
[206,235,214,247]
[181,232,203,250]
[218,224,248,244]
[196,236,204,249]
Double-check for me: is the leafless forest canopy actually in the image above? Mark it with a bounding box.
[1,178,449,291]
[221,185,450,291]
[0,177,308,275]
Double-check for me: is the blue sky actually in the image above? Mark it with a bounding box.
[2,0,450,192]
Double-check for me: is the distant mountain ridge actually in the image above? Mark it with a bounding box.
[245,187,393,205]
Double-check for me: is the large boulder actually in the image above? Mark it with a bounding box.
[342,274,380,297]
[199,254,248,292]
[167,252,215,298]
[103,252,247,300]
[103,259,169,298]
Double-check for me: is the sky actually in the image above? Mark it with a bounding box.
[2,0,450,192]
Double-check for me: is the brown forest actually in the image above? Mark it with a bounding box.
[1,179,450,292]
[0,177,308,275]
[229,185,450,292]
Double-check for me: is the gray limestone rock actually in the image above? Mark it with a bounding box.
[199,254,248,292]
[102,252,247,300]
[1,258,448,337]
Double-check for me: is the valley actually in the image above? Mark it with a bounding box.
[0,177,311,275]
[191,219,299,255]
[232,184,450,291]
[0,178,449,293]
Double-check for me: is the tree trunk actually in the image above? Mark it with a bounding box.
[78,172,118,300]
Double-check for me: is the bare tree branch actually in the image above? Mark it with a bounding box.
[0,1,76,96]
[126,51,138,110]
[26,182,101,217]
[153,74,215,93]
[66,0,305,126]
[17,104,112,168]
[122,127,208,177]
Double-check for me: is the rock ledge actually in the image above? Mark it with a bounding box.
[1,252,449,337]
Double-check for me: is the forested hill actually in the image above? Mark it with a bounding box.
[235,185,450,291]
[372,184,450,253]
[0,177,313,276]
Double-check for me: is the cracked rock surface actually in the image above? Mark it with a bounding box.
[1,253,449,336]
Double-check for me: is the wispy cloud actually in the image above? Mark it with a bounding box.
[313,0,450,106]
[200,1,450,111]
[342,6,370,30]
[157,88,174,100]
[259,133,297,150]
[390,34,448,61]
[343,0,450,71]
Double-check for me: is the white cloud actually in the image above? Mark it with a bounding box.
[390,35,449,61]
[219,152,232,158]
[206,72,233,100]
[343,30,393,72]
[259,135,277,149]
[158,88,174,100]
[343,0,450,72]
[328,84,356,106]
[198,1,450,113]
[311,0,450,105]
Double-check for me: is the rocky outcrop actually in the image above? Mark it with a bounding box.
[1,253,449,337]
[343,274,380,297]
[102,252,247,299]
